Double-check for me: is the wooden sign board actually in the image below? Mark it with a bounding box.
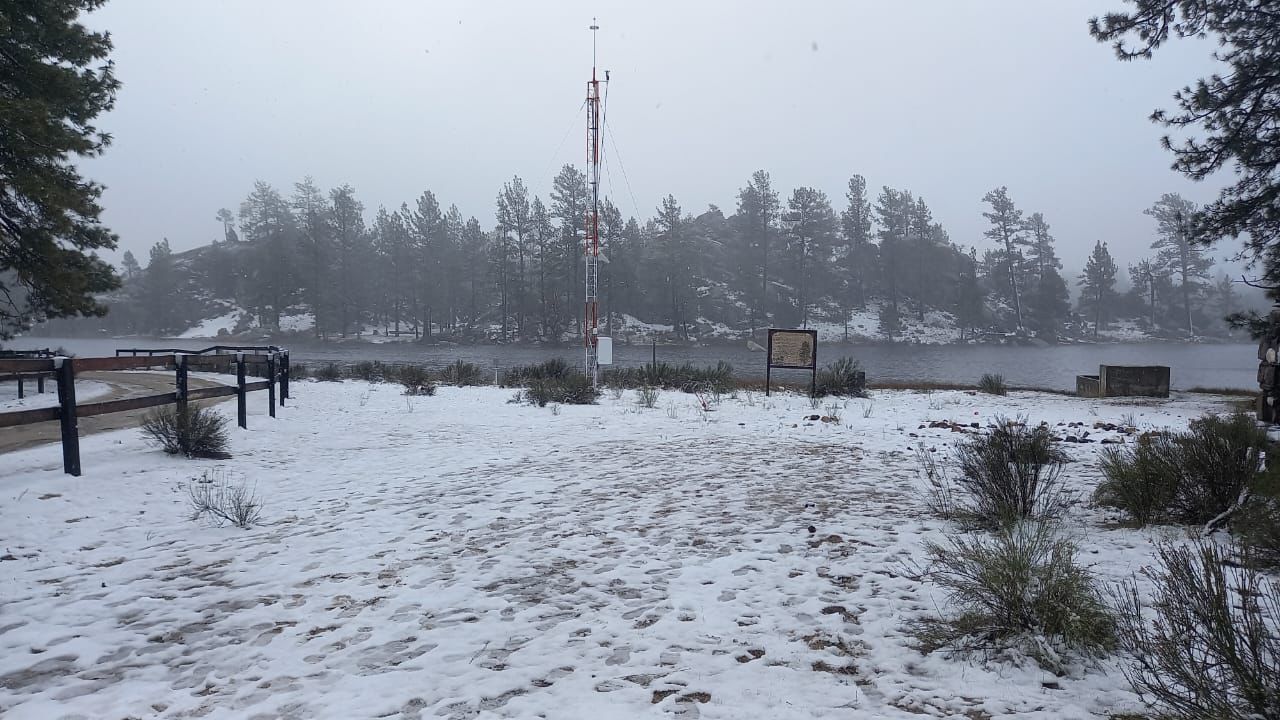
[766,328,818,397]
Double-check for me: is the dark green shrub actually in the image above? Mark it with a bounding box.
[978,373,1008,395]
[636,386,660,408]
[912,520,1115,673]
[503,358,574,386]
[141,404,231,459]
[1094,412,1266,527]
[945,418,1069,529]
[1173,413,1265,524]
[289,362,310,380]
[815,357,866,398]
[313,363,342,382]
[1095,436,1182,527]
[396,365,436,396]
[1112,540,1280,720]
[1236,464,1280,568]
[348,360,385,382]
[523,373,598,406]
[440,359,485,386]
[682,361,734,393]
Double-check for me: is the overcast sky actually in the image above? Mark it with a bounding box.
[83,0,1235,277]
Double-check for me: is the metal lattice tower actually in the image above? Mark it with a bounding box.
[584,19,603,385]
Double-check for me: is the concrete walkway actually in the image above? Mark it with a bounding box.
[0,372,230,455]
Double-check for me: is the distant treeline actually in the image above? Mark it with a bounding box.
[93,169,1250,341]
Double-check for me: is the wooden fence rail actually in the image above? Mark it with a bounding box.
[0,348,290,476]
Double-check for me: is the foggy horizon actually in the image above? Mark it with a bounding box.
[83,0,1233,275]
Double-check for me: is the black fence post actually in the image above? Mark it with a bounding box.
[16,376,23,400]
[37,374,44,393]
[236,353,247,429]
[280,351,289,404]
[56,357,80,476]
[175,354,188,415]
[267,354,276,419]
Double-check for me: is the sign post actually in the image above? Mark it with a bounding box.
[766,328,818,398]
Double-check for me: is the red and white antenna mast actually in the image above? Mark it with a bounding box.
[584,18,604,385]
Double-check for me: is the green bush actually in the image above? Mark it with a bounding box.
[503,358,574,386]
[396,365,436,396]
[348,360,385,382]
[912,520,1115,673]
[314,363,342,382]
[1235,464,1280,568]
[1112,540,1280,720]
[524,373,598,406]
[978,373,1008,395]
[815,357,866,398]
[636,385,660,409]
[1094,412,1266,527]
[440,359,485,386]
[941,418,1069,529]
[141,404,231,459]
[1095,436,1182,527]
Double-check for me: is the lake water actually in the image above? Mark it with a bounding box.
[9,336,1259,392]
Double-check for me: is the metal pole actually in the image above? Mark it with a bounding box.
[236,352,247,429]
[56,357,80,476]
[267,354,276,419]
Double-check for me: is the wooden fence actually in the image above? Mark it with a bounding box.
[0,349,290,476]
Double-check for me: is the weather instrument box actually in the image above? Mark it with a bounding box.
[597,337,613,366]
[766,328,817,397]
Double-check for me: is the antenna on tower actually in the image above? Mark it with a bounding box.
[583,18,609,386]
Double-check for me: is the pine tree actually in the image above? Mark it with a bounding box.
[120,251,141,282]
[459,217,486,327]
[405,190,444,337]
[142,239,182,334]
[329,185,368,337]
[654,195,692,340]
[1128,258,1160,332]
[550,165,588,333]
[291,178,332,337]
[238,182,297,330]
[782,187,837,328]
[1023,212,1061,285]
[1079,240,1118,338]
[1028,267,1070,341]
[734,170,780,332]
[1,0,122,337]
[215,208,239,244]
[840,175,874,314]
[954,249,986,340]
[982,187,1029,331]
[873,187,912,339]
[1212,273,1237,322]
[1146,193,1213,336]
[531,197,556,338]
[496,177,533,339]
[1092,3,1279,287]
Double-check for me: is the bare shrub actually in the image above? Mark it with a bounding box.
[289,362,310,380]
[912,521,1115,673]
[188,470,261,528]
[940,417,1070,529]
[978,373,1008,396]
[1112,540,1280,719]
[141,404,231,459]
[636,385,660,409]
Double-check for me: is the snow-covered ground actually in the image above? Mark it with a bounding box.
[0,380,110,412]
[0,382,1237,719]
[176,312,240,340]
